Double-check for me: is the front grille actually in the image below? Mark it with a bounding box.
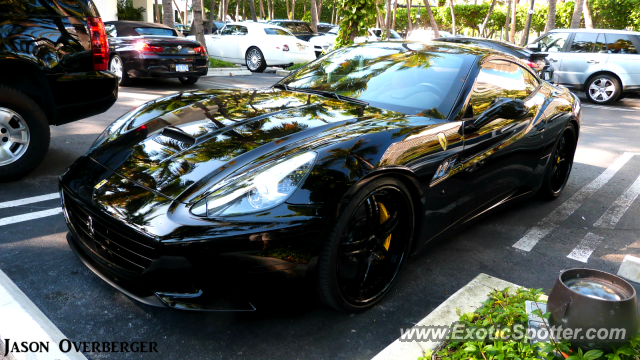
[63,192,156,273]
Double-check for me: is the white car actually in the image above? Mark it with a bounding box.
[309,27,338,54]
[407,29,453,42]
[355,28,403,43]
[189,22,316,72]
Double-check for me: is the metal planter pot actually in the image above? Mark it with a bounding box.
[547,268,638,351]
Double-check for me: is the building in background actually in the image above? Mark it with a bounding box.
[94,0,189,23]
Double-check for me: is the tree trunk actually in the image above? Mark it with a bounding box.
[207,0,215,32]
[407,0,413,36]
[291,0,296,19]
[259,0,265,19]
[422,0,438,37]
[545,0,556,32]
[285,0,290,19]
[248,0,258,20]
[384,0,392,39]
[317,0,324,20]
[193,0,206,51]
[224,0,231,21]
[509,0,516,43]
[570,0,583,28]
[162,0,174,27]
[448,0,455,36]
[392,0,398,29]
[480,0,497,37]
[266,0,271,19]
[173,0,184,24]
[520,0,534,45]
[154,0,161,23]
[235,0,239,20]
[502,0,510,41]
[375,0,383,28]
[583,0,593,28]
[243,0,246,20]
[310,0,319,32]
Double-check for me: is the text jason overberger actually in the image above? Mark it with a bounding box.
[3,339,159,356]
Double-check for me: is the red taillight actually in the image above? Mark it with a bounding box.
[194,46,206,54]
[524,60,537,68]
[283,44,289,51]
[134,41,164,54]
[87,17,109,71]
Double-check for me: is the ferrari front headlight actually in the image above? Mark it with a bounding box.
[191,152,317,217]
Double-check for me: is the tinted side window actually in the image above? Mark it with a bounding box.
[0,0,97,16]
[469,61,533,117]
[539,32,569,52]
[605,33,638,54]
[105,24,117,38]
[569,32,599,53]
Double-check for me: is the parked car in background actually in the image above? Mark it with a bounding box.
[317,22,337,34]
[267,20,316,40]
[60,42,580,313]
[196,22,315,72]
[309,27,339,56]
[408,29,452,42]
[105,21,208,86]
[175,24,191,36]
[0,0,118,180]
[434,37,553,81]
[527,29,640,104]
[355,28,403,43]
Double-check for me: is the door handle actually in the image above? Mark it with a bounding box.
[548,58,558,63]
[586,60,599,64]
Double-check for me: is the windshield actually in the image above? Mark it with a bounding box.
[135,27,176,36]
[280,43,474,117]
[265,28,292,36]
[283,22,314,33]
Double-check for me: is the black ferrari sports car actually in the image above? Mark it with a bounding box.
[105,21,209,86]
[60,41,580,312]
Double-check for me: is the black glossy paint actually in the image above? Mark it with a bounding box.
[0,0,118,125]
[60,43,581,310]
[105,21,208,80]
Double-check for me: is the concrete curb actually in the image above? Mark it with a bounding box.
[372,273,521,360]
[618,255,640,283]
[275,70,291,76]
[205,67,252,77]
[0,270,87,360]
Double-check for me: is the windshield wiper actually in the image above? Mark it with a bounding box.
[272,83,289,91]
[284,87,369,106]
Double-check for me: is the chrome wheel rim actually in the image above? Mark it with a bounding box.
[0,107,30,166]
[588,78,615,102]
[336,186,412,305]
[247,49,261,71]
[110,56,123,82]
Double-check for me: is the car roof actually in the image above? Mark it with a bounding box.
[433,36,532,57]
[548,28,640,35]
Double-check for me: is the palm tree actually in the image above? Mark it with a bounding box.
[545,0,556,32]
[384,0,392,40]
[502,0,510,41]
[392,0,398,29]
[480,0,497,37]
[154,0,161,23]
[193,0,206,47]
[583,0,593,29]
[509,0,516,43]
[570,0,583,28]
[310,0,319,32]
[248,0,258,20]
[423,0,439,38]
[407,0,413,36]
[162,0,174,27]
[449,0,456,36]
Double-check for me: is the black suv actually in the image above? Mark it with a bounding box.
[0,0,118,180]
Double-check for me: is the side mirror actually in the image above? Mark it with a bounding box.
[526,42,540,52]
[464,98,528,134]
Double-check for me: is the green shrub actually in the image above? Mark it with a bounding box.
[117,0,145,21]
[285,63,308,71]
[209,57,237,68]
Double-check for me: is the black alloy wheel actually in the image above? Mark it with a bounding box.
[540,124,577,199]
[178,76,199,85]
[317,177,415,312]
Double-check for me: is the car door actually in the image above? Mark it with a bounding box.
[557,32,607,88]
[603,33,640,89]
[217,25,243,60]
[534,31,571,83]
[455,59,545,221]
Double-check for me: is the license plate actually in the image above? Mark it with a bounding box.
[543,72,551,81]
[176,64,189,72]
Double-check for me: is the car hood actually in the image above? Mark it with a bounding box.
[89,89,403,203]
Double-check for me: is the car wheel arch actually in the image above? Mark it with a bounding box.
[0,60,56,125]
[585,71,624,90]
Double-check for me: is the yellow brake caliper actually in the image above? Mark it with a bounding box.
[378,202,392,251]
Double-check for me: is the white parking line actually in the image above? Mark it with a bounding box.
[582,104,637,112]
[513,152,636,251]
[567,232,603,263]
[118,91,166,100]
[594,174,640,229]
[0,208,63,227]
[0,193,59,209]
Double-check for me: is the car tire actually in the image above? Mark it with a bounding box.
[585,74,620,105]
[246,47,267,73]
[178,76,199,84]
[110,55,133,86]
[538,123,577,200]
[317,177,415,312]
[0,86,50,181]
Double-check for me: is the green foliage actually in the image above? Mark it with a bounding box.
[208,57,237,68]
[117,0,145,21]
[285,62,308,71]
[334,0,382,49]
[302,11,312,23]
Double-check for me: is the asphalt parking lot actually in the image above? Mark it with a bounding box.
[2,73,640,359]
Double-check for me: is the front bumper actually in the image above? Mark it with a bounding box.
[125,55,209,79]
